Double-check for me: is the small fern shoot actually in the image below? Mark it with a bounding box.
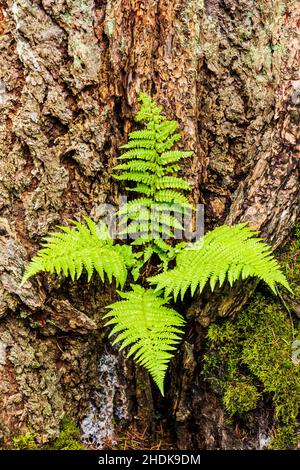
[21,217,133,288]
[149,224,292,300]
[104,285,185,395]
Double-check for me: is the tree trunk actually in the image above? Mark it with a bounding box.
[0,0,299,449]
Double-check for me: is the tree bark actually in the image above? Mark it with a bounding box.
[0,0,299,449]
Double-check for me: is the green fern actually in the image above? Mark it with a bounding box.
[149,224,292,300]
[20,217,132,288]
[114,93,192,201]
[104,285,185,395]
[20,93,291,397]
[113,92,192,265]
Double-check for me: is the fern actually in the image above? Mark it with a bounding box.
[20,93,291,396]
[154,190,191,207]
[114,93,193,201]
[113,92,193,266]
[104,285,185,395]
[149,224,292,300]
[21,217,131,288]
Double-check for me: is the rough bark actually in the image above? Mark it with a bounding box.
[0,0,299,449]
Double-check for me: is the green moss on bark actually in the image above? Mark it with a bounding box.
[223,381,260,417]
[12,431,38,450]
[202,226,300,449]
[49,416,86,450]
[11,417,86,450]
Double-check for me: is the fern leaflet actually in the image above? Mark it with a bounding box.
[21,218,131,288]
[113,92,193,269]
[149,224,292,300]
[104,285,185,395]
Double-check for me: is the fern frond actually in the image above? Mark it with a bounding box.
[153,238,172,252]
[156,176,191,191]
[117,149,158,161]
[149,224,292,300]
[104,285,185,394]
[154,190,191,207]
[126,185,153,196]
[153,214,184,230]
[125,212,183,230]
[118,198,153,215]
[120,201,182,221]
[113,244,137,269]
[128,130,155,140]
[121,140,156,150]
[120,221,175,239]
[161,151,193,165]
[156,121,178,140]
[156,120,178,133]
[113,92,193,257]
[114,161,162,174]
[131,235,153,245]
[165,164,181,173]
[135,92,164,123]
[114,172,154,184]
[156,134,181,152]
[120,208,151,223]
[21,218,128,288]
[119,201,187,220]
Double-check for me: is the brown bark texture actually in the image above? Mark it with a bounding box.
[0,0,299,449]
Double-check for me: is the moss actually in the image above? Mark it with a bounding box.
[223,381,260,416]
[12,431,38,450]
[11,417,86,450]
[49,416,86,450]
[270,425,297,450]
[202,225,300,449]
